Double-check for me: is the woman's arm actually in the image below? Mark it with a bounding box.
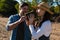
[29,21,52,39]
[29,25,44,39]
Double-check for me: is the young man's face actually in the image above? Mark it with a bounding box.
[21,6,29,13]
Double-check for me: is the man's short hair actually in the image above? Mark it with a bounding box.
[20,2,29,8]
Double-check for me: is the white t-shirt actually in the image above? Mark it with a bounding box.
[29,20,52,40]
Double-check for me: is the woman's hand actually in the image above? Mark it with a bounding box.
[28,14,35,25]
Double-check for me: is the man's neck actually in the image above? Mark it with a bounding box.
[19,11,24,17]
[19,12,22,17]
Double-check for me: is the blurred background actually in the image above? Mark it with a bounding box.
[0,0,60,22]
[0,0,60,40]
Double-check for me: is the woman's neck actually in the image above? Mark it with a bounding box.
[38,16,43,21]
[40,16,43,20]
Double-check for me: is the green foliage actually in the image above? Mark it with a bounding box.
[31,0,37,6]
[0,0,18,17]
[15,2,19,13]
[42,0,48,2]
[51,2,60,14]
[54,6,60,14]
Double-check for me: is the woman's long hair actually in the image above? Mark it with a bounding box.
[39,11,52,27]
[25,11,52,27]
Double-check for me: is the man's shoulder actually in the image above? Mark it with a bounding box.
[11,14,19,17]
[9,14,19,18]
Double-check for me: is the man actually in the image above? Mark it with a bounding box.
[6,2,31,40]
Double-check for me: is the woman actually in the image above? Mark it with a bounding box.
[28,2,54,40]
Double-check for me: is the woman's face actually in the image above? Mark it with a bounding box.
[36,6,45,16]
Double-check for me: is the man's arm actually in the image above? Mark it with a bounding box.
[6,16,26,31]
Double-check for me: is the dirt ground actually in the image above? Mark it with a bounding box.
[0,17,60,40]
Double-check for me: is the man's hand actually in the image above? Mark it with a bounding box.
[18,16,26,23]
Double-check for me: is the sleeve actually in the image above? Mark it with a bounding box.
[43,21,52,37]
[29,21,52,39]
[29,25,44,39]
[6,15,14,31]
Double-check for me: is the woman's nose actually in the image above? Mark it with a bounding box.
[36,9,40,13]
